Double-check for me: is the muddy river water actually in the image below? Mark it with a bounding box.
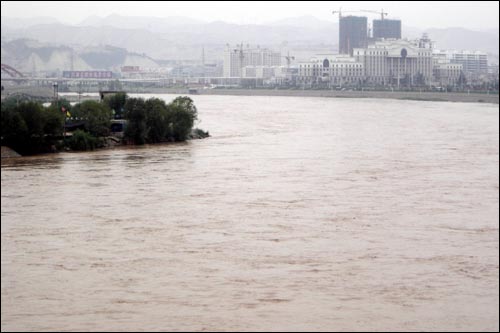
[1,95,498,331]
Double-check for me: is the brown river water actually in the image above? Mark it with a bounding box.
[1,95,499,331]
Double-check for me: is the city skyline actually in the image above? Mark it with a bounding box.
[2,1,499,31]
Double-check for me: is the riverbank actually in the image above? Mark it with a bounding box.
[3,85,498,104]
[0,129,209,159]
[141,88,499,104]
[1,146,21,158]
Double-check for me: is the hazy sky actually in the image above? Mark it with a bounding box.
[2,1,499,30]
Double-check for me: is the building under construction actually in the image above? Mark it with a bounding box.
[339,16,368,55]
[223,44,281,78]
[373,19,402,39]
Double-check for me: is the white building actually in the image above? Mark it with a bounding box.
[353,37,434,86]
[433,50,488,78]
[433,63,463,86]
[223,44,281,78]
[298,54,364,86]
[432,52,463,86]
[242,66,287,79]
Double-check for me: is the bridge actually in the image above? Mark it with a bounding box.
[1,64,24,78]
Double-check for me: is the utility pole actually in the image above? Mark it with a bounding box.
[234,43,245,86]
[53,82,64,139]
[53,82,58,101]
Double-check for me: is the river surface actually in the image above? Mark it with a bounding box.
[1,95,499,332]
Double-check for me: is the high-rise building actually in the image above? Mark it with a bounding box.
[373,19,402,39]
[339,16,368,55]
[223,45,281,78]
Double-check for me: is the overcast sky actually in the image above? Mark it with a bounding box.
[2,1,499,30]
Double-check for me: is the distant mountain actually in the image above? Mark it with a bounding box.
[1,15,498,64]
[3,23,166,55]
[1,39,160,72]
[424,27,499,54]
[1,20,338,60]
[401,25,424,39]
[0,16,61,29]
[269,15,335,30]
[78,14,204,32]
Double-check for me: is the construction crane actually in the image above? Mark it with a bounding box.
[282,52,295,68]
[332,8,363,20]
[332,8,388,20]
[360,9,388,20]
[233,43,261,79]
[233,43,247,79]
[233,43,247,77]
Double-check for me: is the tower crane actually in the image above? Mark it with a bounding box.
[332,8,366,20]
[360,9,388,20]
[282,52,295,68]
[233,43,261,79]
[332,8,389,20]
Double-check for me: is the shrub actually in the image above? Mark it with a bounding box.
[122,96,202,143]
[71,100,112,137]
[123,97,147,144]
[190,128,210,139]
[67,130,97,151]
[145,98,170,143]
[103,92,128,119]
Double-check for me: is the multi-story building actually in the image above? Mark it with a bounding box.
[431,52,463,86]
[433,50,488,78]
[242,66,282,79]
[373,19,402,39]
[298,55,364,86]
[433,63,463,87]
[223,45,281,78]
[353,37,434,86]
[339,16,368,55]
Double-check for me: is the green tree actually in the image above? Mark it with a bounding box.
[169,96,198,121]
[43,106,65,137]
[71,100,112,137]
[1,101,47,154]
[145,98,170,143]
[122,96,201,144]
[167,96,197,141]
[17,102,45,138]
[123,97,147,144]
[103,92,128,119]
[169,104,195,141]
[50,98,72,113]
[67,129,97,151]
[1,95,26,110]
[1,106,29,150]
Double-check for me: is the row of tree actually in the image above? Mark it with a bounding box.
[1,98,65,155]
[124,96,198,144]
[1,93,205,155]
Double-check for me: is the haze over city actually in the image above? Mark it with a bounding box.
[2,1,499,30]
[1,2,499,332]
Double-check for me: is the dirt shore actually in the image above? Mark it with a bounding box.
[142,88,499,104]
[3,86,498,104]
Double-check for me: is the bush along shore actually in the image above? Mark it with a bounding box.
[1,93,209,156]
